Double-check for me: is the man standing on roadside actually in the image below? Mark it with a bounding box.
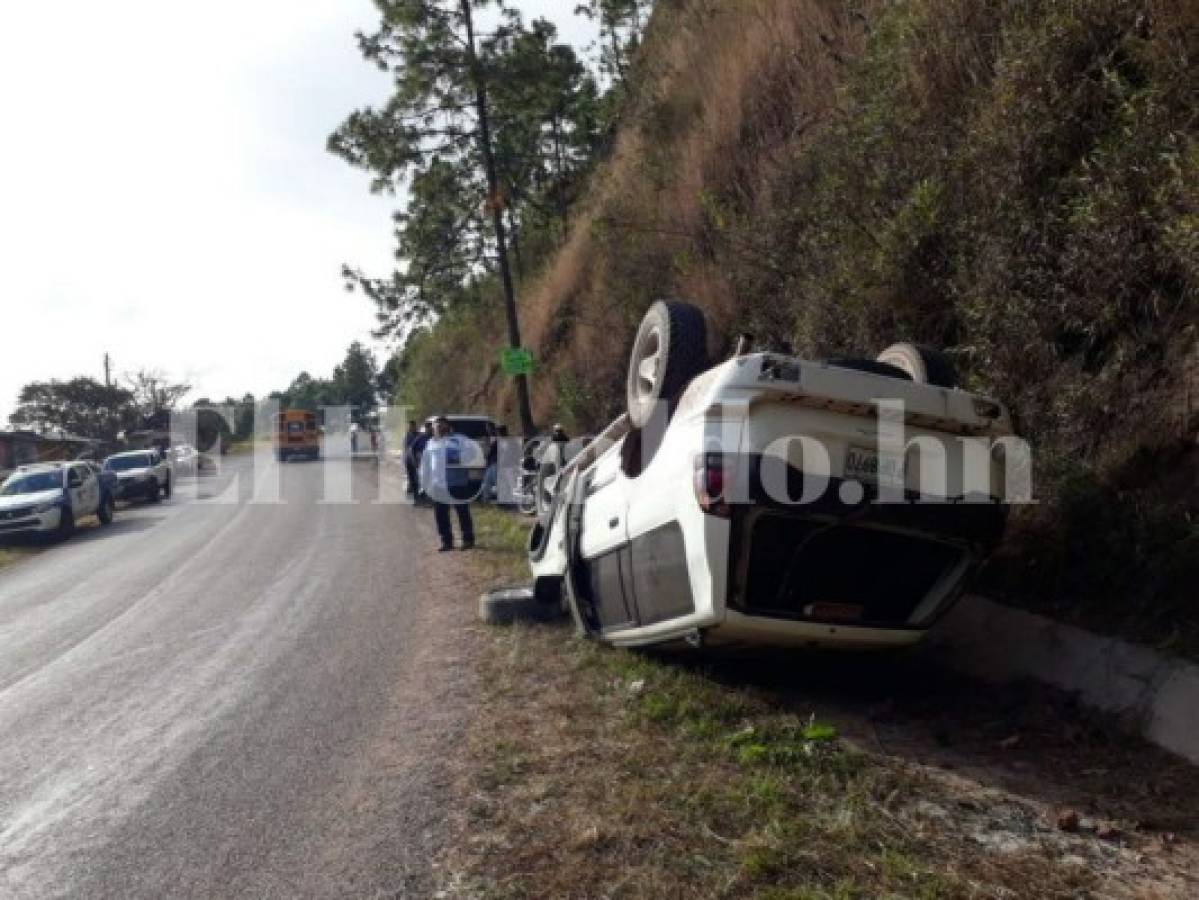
[419,416,475,552]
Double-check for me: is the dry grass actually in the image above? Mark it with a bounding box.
[506,0,868,426]
[0,546,35,572]
[439,620,1168,899]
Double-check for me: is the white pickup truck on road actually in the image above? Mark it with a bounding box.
[103,449,173,503]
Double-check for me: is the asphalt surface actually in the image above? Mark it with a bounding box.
[0,454,475,898]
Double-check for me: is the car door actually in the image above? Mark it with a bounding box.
[577,443,638,632]
[66,466,88,512]
[79,465,100,513]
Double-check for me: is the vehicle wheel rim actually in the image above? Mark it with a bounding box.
[635,328,663,401]
[538,465,559,514]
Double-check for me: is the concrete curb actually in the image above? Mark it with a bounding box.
[926,596,1199,765]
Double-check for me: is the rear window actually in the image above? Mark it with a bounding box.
[287,421,305,434]
[105,454,154,472]
[450,419,491,440]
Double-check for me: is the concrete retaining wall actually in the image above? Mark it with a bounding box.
[925,596,1199,765]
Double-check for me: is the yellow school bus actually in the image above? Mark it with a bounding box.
[275,410,320,462]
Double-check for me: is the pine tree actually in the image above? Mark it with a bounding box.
[330,0,537,434]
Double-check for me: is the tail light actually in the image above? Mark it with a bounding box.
[694,453,731,518]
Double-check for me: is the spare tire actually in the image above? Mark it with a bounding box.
[626,301,709,428]
[827,358,913,380]
[876,342,959,388]
[479,586,565,626]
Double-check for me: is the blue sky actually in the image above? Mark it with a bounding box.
[0,1,597,425]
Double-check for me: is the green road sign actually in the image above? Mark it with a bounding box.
[500,347,534,376]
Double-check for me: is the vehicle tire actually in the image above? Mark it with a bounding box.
[148,479,162,503]
[876,342,959,388]
[827,358,912,380]
[162,475,172,499]
[57,506,75,539]
[98,494,114,525]
[535,440,566,523]
[478,585,565,626]
[626,300,709,428]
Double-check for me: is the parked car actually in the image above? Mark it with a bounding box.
[103,449,173,502]
[170,443,200,476]
[0,461,114,539]
[527,301,1018,651]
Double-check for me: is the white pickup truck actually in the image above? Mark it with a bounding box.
[0,461,115,539]
[103,449,173,503]
[527,301,1020,651]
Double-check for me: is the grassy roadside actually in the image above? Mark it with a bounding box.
[440,509,1184,898]
[0,547,35,572]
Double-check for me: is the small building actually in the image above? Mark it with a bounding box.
[0,431,103,481]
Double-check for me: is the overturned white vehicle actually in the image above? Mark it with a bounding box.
[527,301,1022,650]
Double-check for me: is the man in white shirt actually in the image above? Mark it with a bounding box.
[419,416,475,551]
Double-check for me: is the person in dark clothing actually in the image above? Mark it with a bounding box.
[419,416,475,551]
[480,424,506,503]
[402,420,421,496]
[408,422,433,501]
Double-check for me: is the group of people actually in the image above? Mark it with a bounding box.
[402,417,569,554]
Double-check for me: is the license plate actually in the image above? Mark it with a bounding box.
[844,446,905,489]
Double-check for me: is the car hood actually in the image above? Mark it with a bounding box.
[0,489,62,510]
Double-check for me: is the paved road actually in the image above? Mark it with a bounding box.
[0,455,476,898]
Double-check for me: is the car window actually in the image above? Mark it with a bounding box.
[68,468,83,487]
[1,471,63,495]
[105,454,154,471]
[451,420,491,440]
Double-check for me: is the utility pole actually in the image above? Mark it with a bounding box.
[103,353,112,388]
[461,0,536,437]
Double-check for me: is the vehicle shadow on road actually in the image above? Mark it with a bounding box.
[661,647,1199,836]
[0,515,167,549]
[73,515,167,541]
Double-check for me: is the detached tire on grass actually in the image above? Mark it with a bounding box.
[479,586,565,626]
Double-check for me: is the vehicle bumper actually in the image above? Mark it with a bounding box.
[0,506,63,535]
[711,610,925,650]
[115,478,157,499]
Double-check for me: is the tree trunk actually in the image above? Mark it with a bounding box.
[552,112,569,243]
[462,0,536,436]
[507,204,524,283]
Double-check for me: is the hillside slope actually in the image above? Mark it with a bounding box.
[403,0,1198,649]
